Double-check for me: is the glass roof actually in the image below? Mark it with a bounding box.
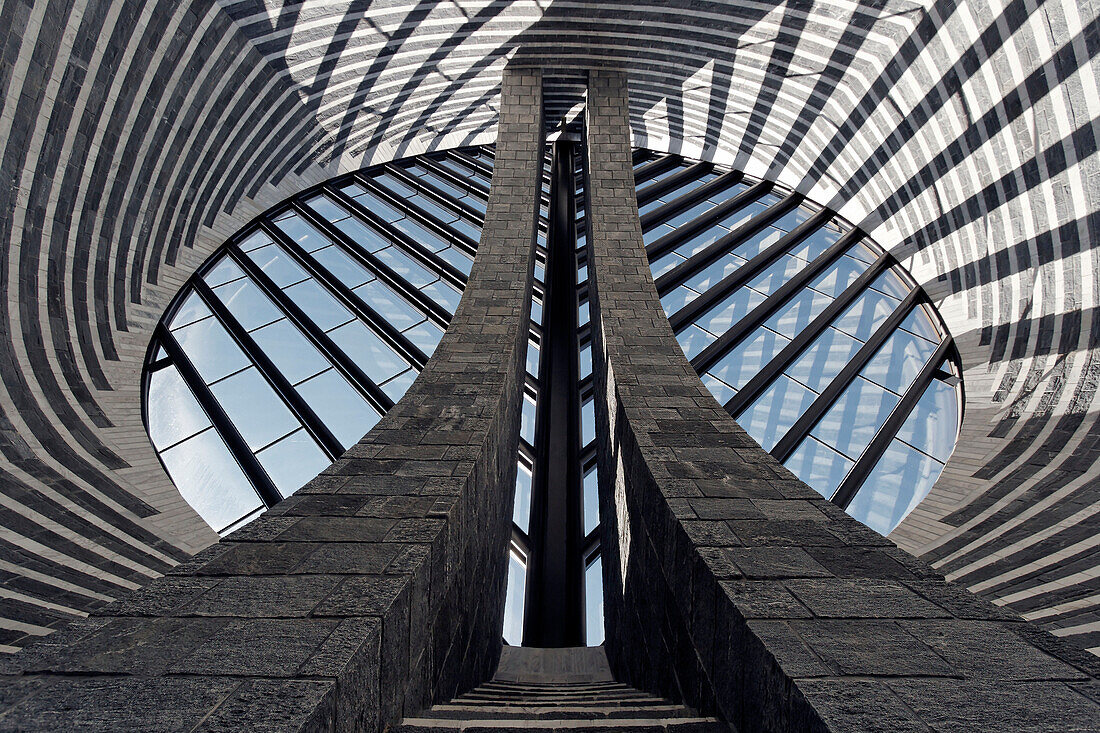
[144,147,494,534]
[634,150,962,535]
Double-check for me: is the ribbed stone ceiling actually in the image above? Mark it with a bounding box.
[1,0,1098,654]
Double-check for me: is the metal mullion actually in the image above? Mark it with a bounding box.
[645,181,772,261]
[769,289,923,463]
[323,186,467,293]
[191,281,344,460]
[632,154,677,186]
[512,525,531,557]
[656,193,808,299]
[664,204,825,333]
[225,246,395,416]
[354,172,480,255]
[415,157,490,199]
[832,338,953,510]
[382,164,485,227]
[258,218,430,369]
[691,227,863,374]
[293,199,453,326]
[636,162,713,206]
[638,170,744,232]
[723,253,893,416]
[156,324,282,508]
[581,531,600,562]
[448,149,495,179]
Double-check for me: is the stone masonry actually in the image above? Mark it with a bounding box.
[0,66,543,733]
[584,69,1100,733]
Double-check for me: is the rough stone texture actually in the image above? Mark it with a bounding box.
[584,69,1100,733]
[0,65,543,732]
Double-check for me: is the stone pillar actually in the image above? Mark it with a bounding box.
[584,69,1100,733]
[0,66,543,732]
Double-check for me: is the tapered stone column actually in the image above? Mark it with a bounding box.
[584,69,1100,733]
[0,66,543,732]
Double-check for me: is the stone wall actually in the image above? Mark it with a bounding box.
[0,65,543,733]
[585,68,1100,733]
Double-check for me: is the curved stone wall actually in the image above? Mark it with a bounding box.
[1,0,1098,652]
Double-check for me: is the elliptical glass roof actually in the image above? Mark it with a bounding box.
[143,147,492,534]
[634,150,963,535]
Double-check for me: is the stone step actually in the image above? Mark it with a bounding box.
[394,717,731,731]
[417,704,700,720]
[455,691,659,704]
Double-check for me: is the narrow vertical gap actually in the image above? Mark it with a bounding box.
[522,139,584,647]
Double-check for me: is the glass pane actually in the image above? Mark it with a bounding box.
[250,319,327,384]
[871,269,910,299]
[667,199,716,228]
[514,463,532,533]
[675,226,725,258]
[736,375,816,452]
[583,467,599,536]
[169,291,211,330]
[503,551,526,645]
[372,172,417,198]
[147,365,210,449]
[660,285,696,316]
[581,398,595,446]
[682,254,744,293]
[785,327,862,392]
[160,429,263,533]
[746,254,803,295]
[209,367,298,451]
[812,376,899,459]
[245,244,309,288]
[380,369,417,402]
[861,327,938,395]
[708,328,790,390]
[701,373,737,405]
[328,321,408,384]
[286,279,354,332]
[404,320,444,353]
[764,288,831,339]
[353,189,403,223]
[354,279,423,330]
[789,226,841,262]
[305,194,350,223]
[650,252,682,278]
[255,429,331,499]
[172,317,249,384]
[238,230,272,253]
[212,278,281,331]
[808,255,867,298]
[435,245,473,275]
[901,303,941,343]
[846,440,945,535]
[695,287,766,336]
[783,436,853,499]
[521,394,537,443]
[585,556,604,646]
[374,245,436,289]
[833,287,899,341]
[676,324,714,360]
[422,281,462,313]
[335,216,390,253]
[203,257,246,288]
[275,213,330,253]
[579,343,592,379]
[770,205,812,232]
[730,226,785,261]
[526,341,540,377]
[297,369,379,449]
[312,246,373,289]
[895,378,958,463]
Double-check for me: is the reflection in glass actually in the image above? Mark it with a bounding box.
[256,429,330,499]
[147,366,210,450]
[209,367,298,451]
[160,429,263,533]
[296,369,379,449]
[784,437,853,499]
[503,551,527,645]
[585,557,604,646]
[846,440,945,535]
